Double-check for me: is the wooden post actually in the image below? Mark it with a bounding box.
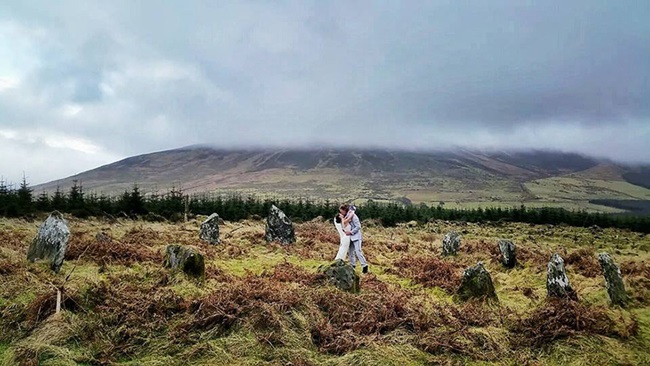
[56,287,62,314]
[184,195,189,222]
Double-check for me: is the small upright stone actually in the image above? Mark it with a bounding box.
[200,213,221,244]
[265,205,295,244]
[27,211,70,273]
[456,262,497,301]
[318,260,360,293]
[497,239,517,268]
[598,253,628,306]
[442,232,461,256]
[546,253,577,300]
[164,244,205,279]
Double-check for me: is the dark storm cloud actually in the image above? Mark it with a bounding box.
[0,0,648,183]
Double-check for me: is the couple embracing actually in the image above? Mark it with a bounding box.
[334,204,369,274]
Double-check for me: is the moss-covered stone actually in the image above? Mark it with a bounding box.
[27,211,70,273]
[200,213,221,244]
[456,262,497,302]
[164,244,205,279]
[598,252,628,307]
[265,205,295,245]
[442,232,461,256]
[318,260,360,293]
[546,253,577,300]
[497,239,517,268]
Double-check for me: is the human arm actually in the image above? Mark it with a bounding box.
[342,209,355,226]
[345,214,361,236]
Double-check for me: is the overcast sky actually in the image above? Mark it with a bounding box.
[1,1,649,184]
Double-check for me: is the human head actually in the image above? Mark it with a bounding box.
[339,204,349,216]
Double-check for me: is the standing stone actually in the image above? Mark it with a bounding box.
[318,260,360,293]
[546,253,577,300]
[442,232,461,256]
[265,205,295,244]
[598,253,628,306]
[200,213,221,244]
[164,244,205,279]
[497,239,517,268]
[27,211,70,273]
[456,262,498,301]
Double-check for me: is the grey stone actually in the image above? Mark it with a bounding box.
[546,253,577,299]
[498,239,517,268]
[456,262,498,301]
[265,205,295,244]
[200,213,221,244]
[318,260,360,293]
[598,252,628,306]
[27,211,70,273]
[442,231,461,256]
[164,244,205,279]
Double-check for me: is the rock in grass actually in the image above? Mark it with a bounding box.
[164,245,205,279]
[265,205,295,245]
[598,253,628,306]
[27,211,70,273]
[456,262,497,301]
[442,232,461,256]
[546,253,577,300]
[497,239,517,268]
[200,213,221,244]
[318,260,360,293]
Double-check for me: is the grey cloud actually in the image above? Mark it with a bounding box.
[0,0,649,183]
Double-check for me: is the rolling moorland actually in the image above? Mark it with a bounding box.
[1,214,650,365]
[34,147,650,214]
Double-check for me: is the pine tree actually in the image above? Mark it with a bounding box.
[51,186,66,211]
[35,190,51,212]
[68,180,85,212]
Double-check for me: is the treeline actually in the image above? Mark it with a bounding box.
[1,179,650,233]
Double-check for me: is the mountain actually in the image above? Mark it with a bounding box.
[35,146,650,213]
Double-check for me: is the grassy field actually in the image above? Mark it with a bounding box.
[1,216,650,365]
[205,171,650,214]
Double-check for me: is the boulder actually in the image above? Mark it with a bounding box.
[442,232,461,256]
[497,239,517,268]
[265,205,295,244]
[27,211,70,273]
[546,253,577,299]
[598,253,628,306]
[456,262,498,301]
[200,213,221,244]
[164,245,205,279]
[318,260,360,293]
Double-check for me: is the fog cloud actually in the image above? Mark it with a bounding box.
[1,1,648,183]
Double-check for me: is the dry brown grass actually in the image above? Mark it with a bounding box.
[0,227,30,253]
[621,260,650,278]
[2,217,650,365]
[65,231,162,266]
[178,274,305,346]
[565,248,601,278]
[510,299,637,348]
[388,255,463,292]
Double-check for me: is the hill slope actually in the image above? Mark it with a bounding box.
[35,147,650,213]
